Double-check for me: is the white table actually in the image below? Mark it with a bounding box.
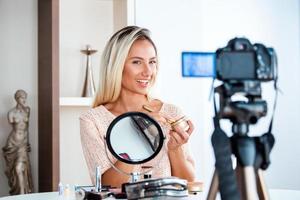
[1,189,300,200]
[269,189,300,200]
[0,192,59,200]
[0,192,200,200]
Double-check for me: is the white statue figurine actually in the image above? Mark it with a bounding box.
[2,90,34,194]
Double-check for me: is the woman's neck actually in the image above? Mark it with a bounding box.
[119,93,148,111]
[106,92,149,115]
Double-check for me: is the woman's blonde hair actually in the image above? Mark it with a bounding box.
[93,26,158,108]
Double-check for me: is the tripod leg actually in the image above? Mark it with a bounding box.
[256,169,270,200]
[236,165,259,200]
[207,170,219,200]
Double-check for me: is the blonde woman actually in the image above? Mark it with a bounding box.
[80,26,195,187]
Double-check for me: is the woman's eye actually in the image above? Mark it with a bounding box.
[149,60,157,65]
[132,60,142,65]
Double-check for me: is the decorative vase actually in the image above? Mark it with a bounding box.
[81,45,97,97]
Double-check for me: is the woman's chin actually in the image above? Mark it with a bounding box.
[135,89,149,96]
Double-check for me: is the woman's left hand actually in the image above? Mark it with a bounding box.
[167,120,194,151]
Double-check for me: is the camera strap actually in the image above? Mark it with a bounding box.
[211,93,241,200]
[267,49,279,134]
[258,77,279,170]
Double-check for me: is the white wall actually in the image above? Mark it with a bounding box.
[135,0,300,191]
[0,0,38,197]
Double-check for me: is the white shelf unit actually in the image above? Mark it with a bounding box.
[59,97,93,106]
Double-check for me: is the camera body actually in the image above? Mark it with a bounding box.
[216,38,276,82]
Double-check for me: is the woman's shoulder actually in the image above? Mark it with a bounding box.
[79,105,110,122]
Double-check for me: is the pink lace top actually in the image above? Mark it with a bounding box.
[79,103,191,184]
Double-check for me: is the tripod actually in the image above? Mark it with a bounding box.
[207,123,275,200]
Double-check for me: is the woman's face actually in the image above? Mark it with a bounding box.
[122,39,157,96]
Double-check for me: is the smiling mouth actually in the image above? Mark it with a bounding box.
[136,79,151,87]
[137,79,150,83]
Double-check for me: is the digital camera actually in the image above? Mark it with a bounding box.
[216,38,276,82]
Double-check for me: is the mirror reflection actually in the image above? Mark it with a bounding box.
[106,112,164,164]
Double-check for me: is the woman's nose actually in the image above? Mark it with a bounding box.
[142,63,152,76]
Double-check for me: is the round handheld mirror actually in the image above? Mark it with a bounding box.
[106,112,165,165]
[105,112,189,199]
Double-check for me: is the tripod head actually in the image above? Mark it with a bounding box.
[215,80,268,135]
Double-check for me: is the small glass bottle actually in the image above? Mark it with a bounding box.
[58,182,64,196]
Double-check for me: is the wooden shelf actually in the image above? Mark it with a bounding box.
[60,97,93,106]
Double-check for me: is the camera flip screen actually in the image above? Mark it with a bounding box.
[181,52,215,77]
[217,51,256,80]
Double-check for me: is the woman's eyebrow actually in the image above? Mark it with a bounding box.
[128,56,157,60]
[128,56,144,60]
